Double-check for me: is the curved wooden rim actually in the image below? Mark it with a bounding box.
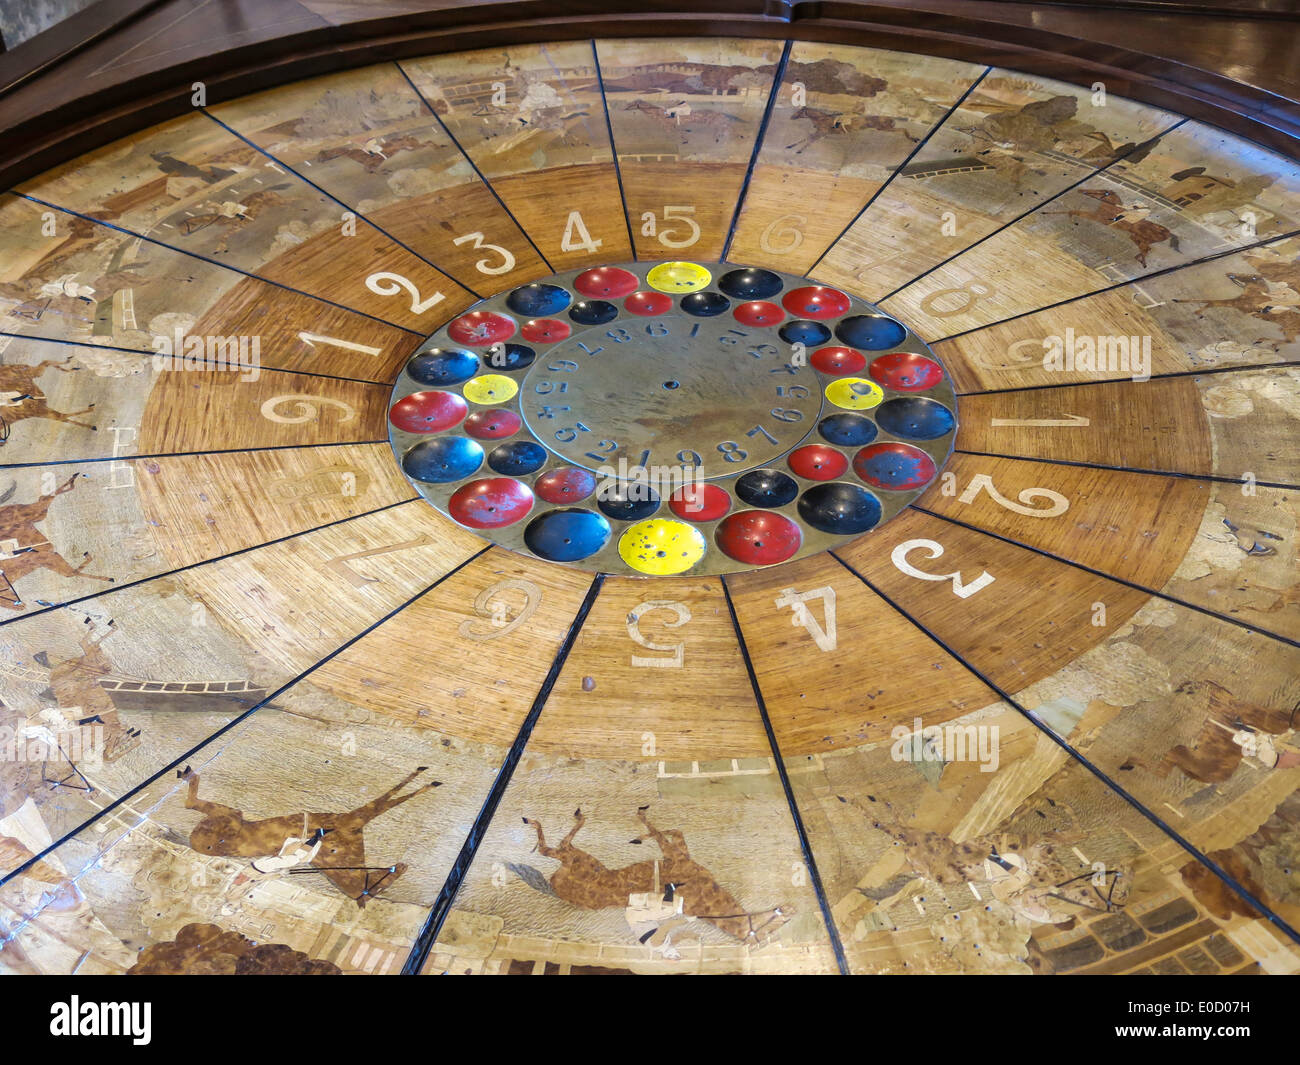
[0,0,1297,193]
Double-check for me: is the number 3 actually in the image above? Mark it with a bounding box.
[452,232,516,276]
[890,539,995,599]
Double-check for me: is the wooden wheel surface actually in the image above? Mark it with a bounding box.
[1,14,1298,977]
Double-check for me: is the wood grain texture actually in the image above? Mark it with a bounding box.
[0,193,421,383]
[0,338,153,466]
[0,445,410,615]
[917,452,1210,590]
[730,43,984,274]
[879,122,1300,338]
[782,700,1291,973]
[14,110,475,332]
[308,549,593,747]
[136,367,390,454]
[4,28,1299,976]
[813,68,1176,301]
[533,575,763,760]
[400,42,634,269]
[1013,595,1300,936]
[597,36,782,261]
[210,62,550,295]
[836,508,1152,695]
[726,552,997,755]
[133,443,413,568]
[955,374,1213,474]
[933,235,1300,394]
[1162,483,1299,640]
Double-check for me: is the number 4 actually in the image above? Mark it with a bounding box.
[775,586,837,651]
[561,210,602,254]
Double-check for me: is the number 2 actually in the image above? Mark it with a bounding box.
[364,271,445,314]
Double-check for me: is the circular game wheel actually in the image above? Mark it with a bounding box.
[3,12,1298,987]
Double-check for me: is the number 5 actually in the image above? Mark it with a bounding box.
[658,205,701,250]
[628,600,691,667]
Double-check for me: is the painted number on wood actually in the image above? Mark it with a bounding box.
[891,539,995,599]
[946,473,1069,518]
[640,205,700,250]
[561,210,603,255]
[325,534,434,587]
[297,332,382,356]
[760,214,806,256]
[990,414,1089,427]
[459,579,542,640]
[452,231,516,276]
[774,586,837,651]
[260,394,357,424]
[919,282,993,318]
[627,600,690,668]
[365,272,446,315]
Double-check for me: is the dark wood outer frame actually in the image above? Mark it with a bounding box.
[0,0,1298,193]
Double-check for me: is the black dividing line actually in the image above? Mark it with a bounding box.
[12,192,425,337]
[720,39,792,264]
[0,496,419,626]
[956,358,1300,398]
[720,575,851,975]
[201,109,486,302]
[876,117,1189,304]
[827,550,1300,947]
[0,437,390,472]
[804,67,992,277]
[954,448,1299,491]
[0,329,406,388]
[392,61,554,274]
[0,544,491,890]
[592,40,639,263]
[932,227,1300,344]
[595,41,639,266]
[912,502,1300,648]
[402,572,605,975]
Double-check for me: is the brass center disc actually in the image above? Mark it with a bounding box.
[521,314,823,476]
[388,261,958,576]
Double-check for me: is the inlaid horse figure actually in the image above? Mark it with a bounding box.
[0,473,114,608]
[179,766,441,906]
[1046,188,1179,266]
[523,806,788,943]
[0,358,96,445]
